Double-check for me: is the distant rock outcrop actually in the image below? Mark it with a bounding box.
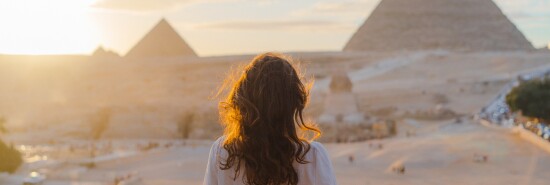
[125,18,196,58]
[344,0,534,52]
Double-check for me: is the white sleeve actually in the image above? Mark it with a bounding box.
[312,142,337,185]
[203,138,222,185]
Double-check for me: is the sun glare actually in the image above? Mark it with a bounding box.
[0,0,99,55]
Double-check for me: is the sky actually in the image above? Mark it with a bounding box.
[0,0,548,56]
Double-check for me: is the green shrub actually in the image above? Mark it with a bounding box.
[0,139,22,173]
[506,78,550,122]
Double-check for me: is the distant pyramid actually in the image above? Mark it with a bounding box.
[92,46,120,57]
[126,18,196,57]
[344,0,534,52]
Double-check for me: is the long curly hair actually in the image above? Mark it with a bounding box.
[218,52,321,185]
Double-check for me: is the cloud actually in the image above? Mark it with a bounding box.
[192,19,355,32]
[292,0,380,19]
[92,0,195,12]
[91,0,244,12]
[495,0,550,19]
[310,0,379,14]
[91,0,272,12]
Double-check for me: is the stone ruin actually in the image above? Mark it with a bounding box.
[316,73,401,142]
[318,72,364,124]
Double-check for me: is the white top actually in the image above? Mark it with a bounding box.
[203,137,337,185]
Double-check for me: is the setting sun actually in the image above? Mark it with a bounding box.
[0,0,99,55]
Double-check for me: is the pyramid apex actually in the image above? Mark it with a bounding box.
[141,18,170,30]
[158,18,169,25]
[150,18,172,31]
[125,17,196,57]
[92,46,106,54]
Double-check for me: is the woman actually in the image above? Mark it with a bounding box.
[203,53,337,185]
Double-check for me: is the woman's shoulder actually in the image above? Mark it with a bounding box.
[214,136,225,144]
[309,141,325,150]
[307,141,329,156]
[212,136,226,149]
[207,136,226,154]
[309,141,326,150]
[209,136,228,159]
[303,141,333,171]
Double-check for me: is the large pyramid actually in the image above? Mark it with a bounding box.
[344,0,534,52]
[126,18,196,57]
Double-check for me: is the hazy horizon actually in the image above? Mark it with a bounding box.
[0,0,548,57]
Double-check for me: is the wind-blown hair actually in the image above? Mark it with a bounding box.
[218,52,321,185]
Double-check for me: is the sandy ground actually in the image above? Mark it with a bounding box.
[37,120,547,185]
[331,121,550,185]
[1,51,548,137]
[1,51,550,184]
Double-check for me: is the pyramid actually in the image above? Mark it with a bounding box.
[92,46,120,57]
[344,0,534,52]
[125,19,196,57]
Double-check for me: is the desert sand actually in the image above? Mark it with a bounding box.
[1,50,549,185]
[5,119,550,185]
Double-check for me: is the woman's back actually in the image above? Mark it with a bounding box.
[203,53,337,185]
[204,137,337,185]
